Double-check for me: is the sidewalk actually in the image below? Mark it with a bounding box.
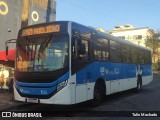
[0,90,26,111]
[153,71,160,75]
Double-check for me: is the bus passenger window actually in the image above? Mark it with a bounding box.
[94,43,102,61]
[145,51,151,64]
[102,38,109,61]
[131,47,138,63]
[138,49,145,64]
[78,40,88,61]
[110,40,121,62]
[102,51,105,61]
[122,45,131,63]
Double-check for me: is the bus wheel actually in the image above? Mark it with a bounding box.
[89,82,105,107]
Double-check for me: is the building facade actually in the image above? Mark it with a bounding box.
[108,24,154,47]
[0,0,56,51]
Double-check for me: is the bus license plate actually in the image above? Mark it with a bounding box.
[27,98,39,103]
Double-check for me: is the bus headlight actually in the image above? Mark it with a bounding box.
[57,80,67,91]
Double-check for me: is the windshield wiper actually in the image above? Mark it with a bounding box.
[38,35,53,52]
[37,35,53,62]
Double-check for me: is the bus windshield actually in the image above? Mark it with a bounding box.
[16,36,69,72]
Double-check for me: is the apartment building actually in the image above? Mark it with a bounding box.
[0,0,56,51]
[108,24,154,47]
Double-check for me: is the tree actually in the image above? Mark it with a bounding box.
[145,32,160,64]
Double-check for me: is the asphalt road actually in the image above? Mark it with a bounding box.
[3,75,160,119]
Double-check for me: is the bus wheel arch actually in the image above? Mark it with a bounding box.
[95,78,106,95]
[90,78,106,106]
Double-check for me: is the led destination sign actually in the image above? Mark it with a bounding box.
[22,24,60,36]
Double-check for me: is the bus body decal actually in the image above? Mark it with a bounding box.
[76,62,152,84]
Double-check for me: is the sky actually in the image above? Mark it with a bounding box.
[56,0,160,31]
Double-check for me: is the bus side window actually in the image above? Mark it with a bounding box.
[121,44,131,63]
[138,48,145,64]
[110,40,121,62]
[94,42,102,61]
[131,47,138,63]
[94,36,109,61]
[102,38,109,61]
[78,40,89,62]
[145,51,151,64]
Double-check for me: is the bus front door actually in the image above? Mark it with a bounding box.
[75,74,88,103]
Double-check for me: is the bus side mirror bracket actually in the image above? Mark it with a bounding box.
[6,46,8,56]
[5,39,16,56]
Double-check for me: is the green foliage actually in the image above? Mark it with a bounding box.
[145,32,160,63]
[153,62,160,71]
[145,33,159,52]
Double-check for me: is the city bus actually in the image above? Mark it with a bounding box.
[11,21,152,106]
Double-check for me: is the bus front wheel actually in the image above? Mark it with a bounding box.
[89,82,105,107]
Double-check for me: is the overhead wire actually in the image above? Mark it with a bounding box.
[58,0,150,27]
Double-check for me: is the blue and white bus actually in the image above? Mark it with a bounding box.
[13,21,152,106]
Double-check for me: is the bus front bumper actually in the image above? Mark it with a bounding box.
[14,85,72,105]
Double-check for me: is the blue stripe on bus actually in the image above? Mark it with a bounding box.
[76,62,152,84]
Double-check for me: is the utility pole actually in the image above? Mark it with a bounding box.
[46,0,51,22]
[46,0,56,22]
[21,0,30,28]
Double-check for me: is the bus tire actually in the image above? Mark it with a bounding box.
[135,76,142,92]
[89,81,105,107]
